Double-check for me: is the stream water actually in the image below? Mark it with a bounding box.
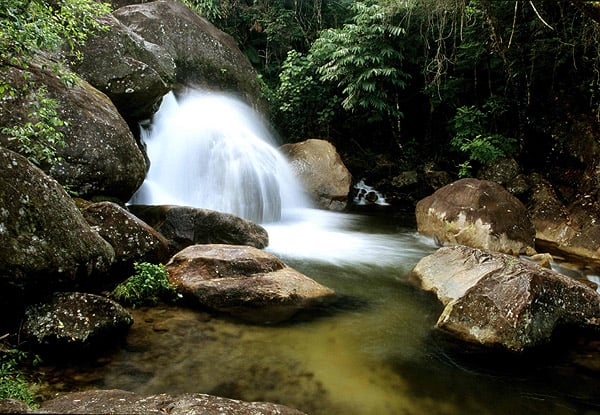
[40,209,600,415]
[38,90,600,414]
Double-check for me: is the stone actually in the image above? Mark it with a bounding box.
[410,245,600,351]
[166,244,336,323]
[35,389,307,414]
[128,205,269,254]
[415,178,536,255]
[0,148,114,323]
[0,55,147,201]
[82,201,170,272]
[21,292,133,354]
[280,139,352,211]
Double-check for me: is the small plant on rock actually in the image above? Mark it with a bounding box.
[109,262,178,308]
[0,347,41,407]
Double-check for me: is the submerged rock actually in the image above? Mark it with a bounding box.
[166,244,336,323]
[129,205,269,254]
[35,389,307,414]
[410,245,600,351]
[280,139,352,211]
[21,292,133,354]
[415,178,536,255]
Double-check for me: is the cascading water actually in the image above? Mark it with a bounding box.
[129,89,309,223]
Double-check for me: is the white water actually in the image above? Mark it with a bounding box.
[129,89,436,266]
[129,90,309,223]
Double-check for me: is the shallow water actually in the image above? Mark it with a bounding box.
[39,210,600,415]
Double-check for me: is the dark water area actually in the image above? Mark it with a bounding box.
[37,210,600,415]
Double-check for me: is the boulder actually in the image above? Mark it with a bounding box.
[74,0,264,122]
[527,173,600,268]
[415,178,535,255]
[82,201,170,273]
[280,139,352,211]
[21,292,133,354]
[410,245,600,351]
[166,244,336,323]
[35,389,307,414]
[128,205,269,254]
[69,13,176,121]
[0,148,114,322]
[0,55,147,201]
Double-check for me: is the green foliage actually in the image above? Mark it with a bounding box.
[0,0,110,168]
[2,85,66,167]
[310,1,409,119]
[109,263,178,308]
[274,49,338,141]
[181,0,222,22]
[450,101,517,177]
[0,348,41,407]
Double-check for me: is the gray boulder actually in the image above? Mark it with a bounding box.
[73,0,264,122]
[129,205,269,254]
[21,292,133,353]
[0,55,147,200]
[166,244,336,323]
[35,389,307,414]
[410,245,600,351]
[280,139,352,211]
[0,148,114,317]
[82,201,170,272]
[415,178,536,255]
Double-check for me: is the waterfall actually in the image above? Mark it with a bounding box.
[129,90,309,223]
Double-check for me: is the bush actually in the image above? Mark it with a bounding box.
[0,348,40,407]
[109,262,178,308]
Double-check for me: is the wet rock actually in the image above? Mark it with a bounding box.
[166,244,336,323]
[128,205,269,254]
[410,245,600,351]
[0,399,32,413]
[21,292,133,354]
[0,55,147,201]
[415,178,536,255]
[0,148,114,323]
[82,201,170,273]
[35,389,307,414]
[280,139,352,211]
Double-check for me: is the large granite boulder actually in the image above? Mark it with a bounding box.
[21,292,133,354]
[0,148,114,321]
[280,139,352,211]
[0,56,147,201]
[410,245,600,351]
[129,205,269,254]
[35,389,307,414]
[166,244,336,323]
[73,0,264,122]
[415,178,536,255]
[82,201,170,273]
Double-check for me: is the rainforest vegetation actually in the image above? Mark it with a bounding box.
[182,0,600,179]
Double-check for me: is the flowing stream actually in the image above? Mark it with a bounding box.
[40,90,600,414]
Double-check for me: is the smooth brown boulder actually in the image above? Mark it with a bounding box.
[410,245,600,351]
[280,139,352,211]
[166,244,335,323]
[415,178,535,255]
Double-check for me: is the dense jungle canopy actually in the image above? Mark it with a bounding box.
[2,0,600,181]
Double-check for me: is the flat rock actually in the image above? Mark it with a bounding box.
[166,244,335,323]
